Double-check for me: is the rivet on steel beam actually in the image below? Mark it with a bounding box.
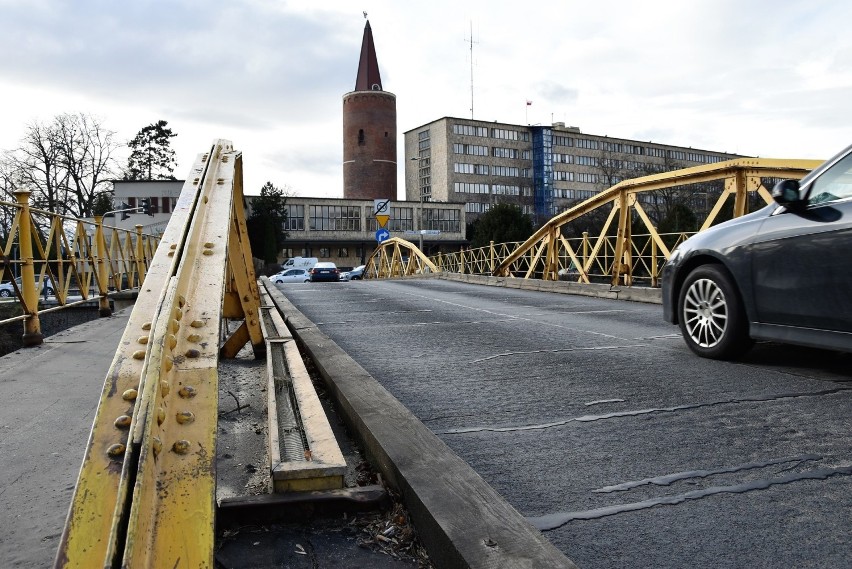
[173,440,191,454]
[175,411,195,425]
[190,320,205,328]
[177,295,186,308]
[250,319,257,326]
[165,357,174,372]
[168,251,174,257]
[193,177,200,185]
[168,334,177,350]
[185,348,201,359]
[142,322,152,331]
[174,307,183,321]
[217,178,224,185]
[203,195,209,203]
[202,249,213,256]
[132,350,146,360]
[222,155,229,163]
[170,319,180,333]
[122,388,138,401]
[114,415,132,429]
[179,385,197,398]
[204,242,214,249]
[137,336,149,345]
[170,243,177,250]
[152,437,162,457]
[157,407,166,425]
[160,380,170,397]
[107,443,125,458]
[187,333,201,343]
[202,154,209,162]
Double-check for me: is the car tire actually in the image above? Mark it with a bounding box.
[677,264,753,360]
[303,279,310,283]
[0,290,10,297]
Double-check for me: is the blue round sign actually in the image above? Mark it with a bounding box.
[375,228,390,243]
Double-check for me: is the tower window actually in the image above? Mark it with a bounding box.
[385,132,388,137]
[358,129,365,146]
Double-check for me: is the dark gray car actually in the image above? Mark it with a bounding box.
[662,143,852,359]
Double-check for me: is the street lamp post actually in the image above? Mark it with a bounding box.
[410,157,424,252]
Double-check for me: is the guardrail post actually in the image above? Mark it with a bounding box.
[460,249,465,275]
[489,241,495,275]
[135,224,146,285]
[15,191,43,347]
[93,216,112,317]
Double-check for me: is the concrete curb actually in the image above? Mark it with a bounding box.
[396,272,663,304]
[265,285,577,569]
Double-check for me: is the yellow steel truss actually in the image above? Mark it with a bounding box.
[365,236,439,278]
[429,158,821,285]
[55,140,263,568]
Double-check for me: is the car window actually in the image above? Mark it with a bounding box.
[808,152,852,206]
[285,270,299,275]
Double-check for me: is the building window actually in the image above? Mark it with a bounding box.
[358,129,365,145]
[577,172,599,183]
[338,247,349,257]
[453,124,488,137]
[491,128,519,140]
[368,207,413,232]
[454,182,490,194]
[319,248,330,258]
[301,247,312,257]
[424,208,461,233]
[553,153,574,164]
[284,204,305,231]
[554,171,574,181]
[308,205,361,231]
[453,143,488,156]
[493,184,520,196]
[492,147,519,159]
[553,135,574,147]
[465,202,492,213]
[281,248,294,259]
[522,150,531,160]
[575,138,599,150]
[576,155,599,166]
[149,197,160,214]
[492,166,519,177]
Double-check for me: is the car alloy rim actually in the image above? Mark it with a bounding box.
[682,277,728,348]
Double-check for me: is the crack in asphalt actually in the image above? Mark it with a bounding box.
[436,387,852,435]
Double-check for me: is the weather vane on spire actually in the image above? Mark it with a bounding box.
[363,11,368,19]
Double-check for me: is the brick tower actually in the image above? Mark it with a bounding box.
[342,20,397,200]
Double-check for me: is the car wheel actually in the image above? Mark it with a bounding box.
[0,290,10,297]
[303,279,310,283]
[678,265,753,360]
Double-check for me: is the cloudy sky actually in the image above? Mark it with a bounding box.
[2,0,851,198]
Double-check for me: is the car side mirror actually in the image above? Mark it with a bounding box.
[771,179,802,208]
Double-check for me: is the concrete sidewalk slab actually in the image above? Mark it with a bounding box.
[0,309,132,569]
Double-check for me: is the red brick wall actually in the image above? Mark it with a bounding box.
[342,91,397,200]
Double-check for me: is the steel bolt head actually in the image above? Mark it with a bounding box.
[107,443,125,458]
[114,415,132,429]
[122,388,138,401]
[173,440,191,454]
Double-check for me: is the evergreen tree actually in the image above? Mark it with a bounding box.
[126,120,177,180]
[246,182,290,264]
[470,203,534,248]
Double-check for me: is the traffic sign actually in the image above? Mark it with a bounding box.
[375,228,390,243]
[376,214,390,228]
[374,199,391,216]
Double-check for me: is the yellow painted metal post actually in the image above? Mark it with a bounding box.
[733,170,748,218]
[460,249,466,274]
[489,241,495,275]
[135,224,146,285]
[611,192,628,286]
[15,191,42,346]
[93,216,112,317]
[651,228,659,287]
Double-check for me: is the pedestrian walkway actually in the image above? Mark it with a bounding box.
[0,308,131,569]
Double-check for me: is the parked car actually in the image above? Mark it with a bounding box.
[346,265,366,280]
[0,275,55,298]
[271,268,310,283]
[662,143,852,360]
[309,262,341,282]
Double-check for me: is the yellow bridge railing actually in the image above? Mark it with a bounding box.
[428,157,822,286]
[0,192,160,344]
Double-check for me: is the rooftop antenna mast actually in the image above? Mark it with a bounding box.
[465,21,478,119]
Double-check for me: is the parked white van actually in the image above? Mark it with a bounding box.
[281,257,318,270]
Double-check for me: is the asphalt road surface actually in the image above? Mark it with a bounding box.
[277,277,852,569]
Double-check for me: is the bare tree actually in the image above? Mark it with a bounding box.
[3,113,119,218]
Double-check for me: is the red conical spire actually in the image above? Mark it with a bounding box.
[354,20,383,91]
